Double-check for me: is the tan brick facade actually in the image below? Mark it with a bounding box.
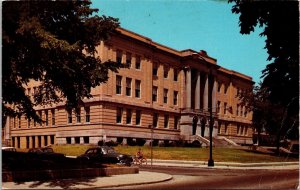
[5,28,253,148]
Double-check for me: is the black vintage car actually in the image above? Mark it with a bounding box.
[28,147,66,160]
[77,146,133,166]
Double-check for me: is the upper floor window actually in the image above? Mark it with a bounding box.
[126,78,132,96]
[173,91,178,105]
[173,69,178,81]
[135,80,141,98]
[126,109,132,124]
[224,84,228,94]
[51,109,55,126]
[116,107,123,124]
[27,88,31,95]
[153,113,158,128]
[18,115,21,128]
[116,50,122,64]
[174,116,179,130]
[28,118,31,128]
[153,64,158,76]
[164,66,169,79]
[126,52,132,68]
[85,107,90,123]
[116,75,122,95]
[152,86,158,102]
[218,82,221,92]
[135,55,141,70]
[67,109,72,124]
[76,108,81,123]
[164,114,169,128]
[136,110,141,125]
[45,110,48,126]
[163,89,168,104]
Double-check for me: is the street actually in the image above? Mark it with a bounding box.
[113,165,299,189]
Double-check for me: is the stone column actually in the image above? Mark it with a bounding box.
[212,77,217,113]
[203,73,209,111]
[180,69,186,109]
[195,71,201,110]
[186,68,192,109]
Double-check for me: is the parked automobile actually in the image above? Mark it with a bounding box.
[78,146,133,166]
[28,147,65,160]
[2,147,17,152]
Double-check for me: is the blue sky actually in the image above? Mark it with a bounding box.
[92,0,270,84]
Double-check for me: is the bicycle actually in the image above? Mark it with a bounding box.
[134,156,147,165]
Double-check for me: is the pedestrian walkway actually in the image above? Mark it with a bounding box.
[149,159,299,170]
[2,171,172,189]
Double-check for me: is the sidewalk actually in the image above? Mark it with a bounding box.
[2,160,299,189]
[149,159,299,170]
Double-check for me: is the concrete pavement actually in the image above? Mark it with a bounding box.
[2,160,299,189]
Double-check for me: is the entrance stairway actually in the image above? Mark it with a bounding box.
[190,135,239,147]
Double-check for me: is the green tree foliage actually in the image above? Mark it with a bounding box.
[230,0,299,150]
[3,1,123,123]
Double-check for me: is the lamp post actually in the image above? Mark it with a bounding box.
[148,125,153,169]
[207,69,214,167]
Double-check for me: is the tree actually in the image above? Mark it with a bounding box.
[229,0,299,152]
[3,1,123,124]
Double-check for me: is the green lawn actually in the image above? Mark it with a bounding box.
[50,145,298,163]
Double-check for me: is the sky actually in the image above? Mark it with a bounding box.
[91,0,270,84]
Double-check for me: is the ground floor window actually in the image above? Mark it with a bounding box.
[26,136,30,148]
[75,137,80,144]
[32,136,36,148]
[38,136,41,147]
[50,135,55,145]
[66,137,71,144]
[84,136,89,144]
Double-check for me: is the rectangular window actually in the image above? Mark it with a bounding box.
[50,135,54,145]
[218,82,221,92]
[174,116,179,130]
[66,137,71,144]
[153,113,158,128]
[27,88,31,95]
[236,104,239,116]
[38,111,42,127]
[45,110,48,126]
[67,109,72,124]
[136,110,141,125]
[224,85,228,94]
[135,80,141,98]
[164,114,169,128]
[13,117,16,128]
[116,75,122,95]
[126,78,132,96]
[32,136,35,148]
[173,91,178,105]
[135,55,141,69]
[152,86,158,102]
[225,123,228,134]
[126,52,132,68]
[240,106,243,116]
[153,64,158,76]
[28,118,31,128]
[163,89,168,104]
[85,107,90,123]
[18,115,21,128]
[116,107,123,123]
[51,109,55,126]
[164,66,168,78]
[26,136,30,148]
[44,135,48,146]
[173,69,178,81]
[126,109,132,124]
[75,137,80,144]
[218,124,221,134]
[33,87,37,95]
[244,127,248,136]
[76,108,81,123]
[84,136,89,144]
[244,110,247,118]
[237,125,240,135]
[116,50,122,64]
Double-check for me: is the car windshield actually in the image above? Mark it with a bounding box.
[102,147,116,154]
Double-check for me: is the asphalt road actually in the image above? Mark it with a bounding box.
[113,165,299,190]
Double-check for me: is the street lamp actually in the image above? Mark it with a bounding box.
[208,69,214,167]
[148,125,153,169]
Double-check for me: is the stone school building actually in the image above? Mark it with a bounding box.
[4,28,254,148]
